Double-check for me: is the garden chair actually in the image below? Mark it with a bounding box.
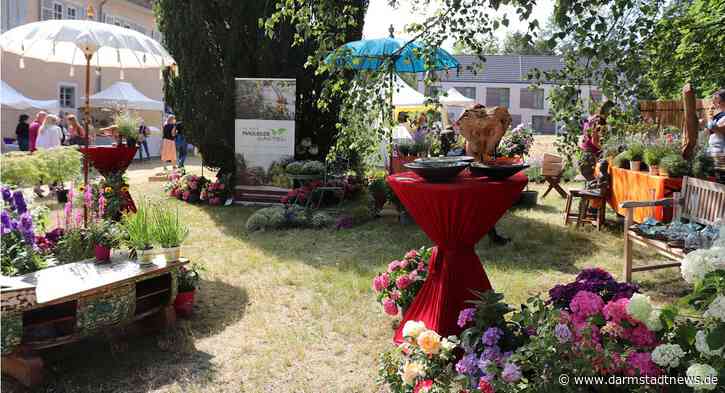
[620,176,725,282]
[541,153,567,199]
[564,160,610,231]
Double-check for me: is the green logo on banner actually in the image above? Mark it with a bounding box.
[270,128,287,137]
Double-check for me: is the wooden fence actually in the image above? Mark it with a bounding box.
[639,99,714,129]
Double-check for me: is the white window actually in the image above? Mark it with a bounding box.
[486,88,510,108]
[520,88,545,109]
[66,6,76,19]
[53,3,63,19]
[59,85,76,108]
[456,87,476,100]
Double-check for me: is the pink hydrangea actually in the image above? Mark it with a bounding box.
[603,298,634,325]
[624,324,658,348]
[626,352,662,377]
[396,275,413,289]
[388,260,401,272]
[372,274,390,292]
[383,298,398,316]
[572,318,601,344]
[570,291,605,318]
[405,250,419,260]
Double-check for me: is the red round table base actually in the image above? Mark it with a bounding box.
[387,171,527,342]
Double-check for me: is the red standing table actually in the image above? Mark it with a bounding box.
[387,171,527,342]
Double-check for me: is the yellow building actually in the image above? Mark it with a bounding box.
[1,0,164,139]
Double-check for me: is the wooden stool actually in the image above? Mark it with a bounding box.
[564,189,607,230]
[542,154,567,199]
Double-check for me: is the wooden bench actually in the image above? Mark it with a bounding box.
[621,177,725,282]
[1,256,188,386]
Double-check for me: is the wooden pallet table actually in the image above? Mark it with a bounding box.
[0,255,189,387]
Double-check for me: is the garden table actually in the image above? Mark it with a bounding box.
[387,171,527,342]
[607,167,682,223]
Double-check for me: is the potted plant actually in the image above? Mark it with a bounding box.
[174,263,202,317]
[121,201,155,265]
[153,205,189,261]
[37,147,82,203]
[643,145,665,175]
[88,220,121,262]
[627,143,644,171]
[114,111,140,146]
[613,150,631,169]
[367,172,388,210]
[659,154,690,178]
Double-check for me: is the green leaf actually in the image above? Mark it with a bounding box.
[706,325,725,351]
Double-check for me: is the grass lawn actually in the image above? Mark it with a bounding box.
[3,159,689,393]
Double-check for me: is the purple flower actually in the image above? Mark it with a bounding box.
[1,187,11,202]
[45,228,64,243]
[482,327,503,346]
[19,212,35,245]
[457,307,476,328]
[1,210,11,235]
[481,345,502,362]
[554,323,572,343]
[478,357,494,373]
[335,216,353,230]
[501,363,522,383]
[12,191,27,214]
[455,353,479,375]
[576,268,613,282]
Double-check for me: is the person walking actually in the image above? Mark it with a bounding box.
[35,115,63,149]
[15,114,30,151]
[161,115,177,170]
[28,111,47,152]
[175,121,188,167]
[137,120,151,160]
[65,114,86,145]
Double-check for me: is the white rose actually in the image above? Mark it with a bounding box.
[686,363,718,391]
[441,337,456,352]
[402,320,426,341]
[703,295,725,323]
[627,293,653,323]
[651,344,685,368]
[401,361,425,385]
[695,330,723,357]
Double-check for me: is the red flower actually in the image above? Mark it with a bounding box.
[478,378,495,393]
[414,379,433,393]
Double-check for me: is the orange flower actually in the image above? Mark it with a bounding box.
[120,186,129,192]
[104,187,113,193]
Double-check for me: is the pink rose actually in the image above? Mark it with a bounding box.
[389,290,401,301]
[388,260,401,272]
[396,275,412,289]
[405,250,419,260]
[373,274,390,292]
[417,261,426,272]
[383,299,398,316]
[398,258,409,269]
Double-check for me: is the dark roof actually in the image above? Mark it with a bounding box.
[433,55,565,84]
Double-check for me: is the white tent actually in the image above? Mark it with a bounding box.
[440,87,475,107]
[83,81,163,111]
[392,75,426,107]
[1,80,59,111]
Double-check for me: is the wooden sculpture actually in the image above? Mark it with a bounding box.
[458,104,512,162]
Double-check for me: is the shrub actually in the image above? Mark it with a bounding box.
[40,147,83,185]
[301,160,325,175]
[55,228,94,263]
[285,161,305,175]
[245,209,271,231]
[0,152,43,186]
[643,145,667,166]
[660,154,689,177]
[267,207,288,229]
[692,150,715,179]
[311,212,333,228]
[627,142,645,161]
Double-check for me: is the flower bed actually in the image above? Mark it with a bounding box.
[377,231,724,393]
[165,171,230,205]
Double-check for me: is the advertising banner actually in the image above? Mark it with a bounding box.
[234,78,295,173]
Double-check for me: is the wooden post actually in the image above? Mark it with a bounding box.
[682,83,698,160]
[83,53,92,227]
[623,208,634,283]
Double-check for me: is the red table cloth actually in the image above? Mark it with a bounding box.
[80,146,138,213]
[387,171,527,342]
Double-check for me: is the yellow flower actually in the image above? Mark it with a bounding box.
[416,329,441,355]
[121,186,129,192]
[104,187,113,193]
[401,361,424,385]
[402,320,426,342]
[78,185,85,192]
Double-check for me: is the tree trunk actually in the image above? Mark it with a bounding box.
[682,83,698,159]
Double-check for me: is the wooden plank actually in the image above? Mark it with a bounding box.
[620,198,674,209]
[624,210,633,282]
[632,262,682,272]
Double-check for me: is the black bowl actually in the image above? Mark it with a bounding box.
[403,161,469,182]
[414,156,475,165]
[469,162,530,179]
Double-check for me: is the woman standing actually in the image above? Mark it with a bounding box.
[161,115,177,170]
[175,121,188,168]
[35,115,62,149]
[15,114,30,151]
[65,114,86,145]
[702,89,725,155]
[137,120,151,160]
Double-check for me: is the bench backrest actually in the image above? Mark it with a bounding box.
[674,177,725,225]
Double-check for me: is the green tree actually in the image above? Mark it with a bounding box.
[155,1,367,173]
[500,31,555,55]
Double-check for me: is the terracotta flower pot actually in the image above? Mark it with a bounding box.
[630,161,641,171]
[94,245,111,262]
[174,290,195,317]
